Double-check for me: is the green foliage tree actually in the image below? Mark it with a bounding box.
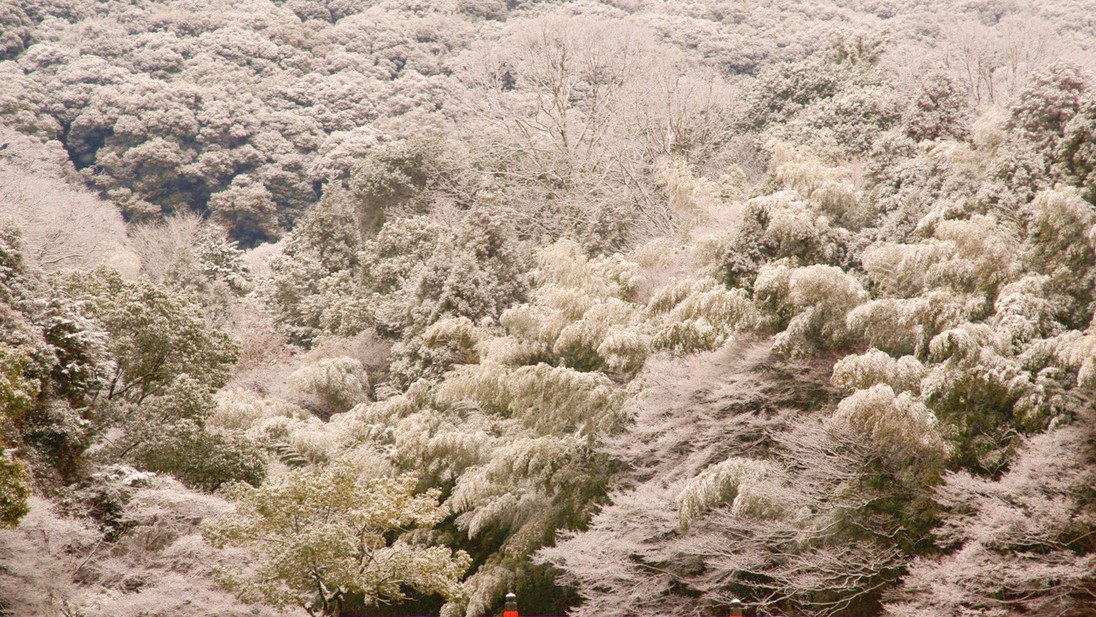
[346,137,456,231]
[1,228,102,486]
[8,3,1096,616]
[0,454,30,527]
[396,208,529,374]
[289,356,370,418]
[54,269,238,403]
[0,251,36,520]
[884,412,1096,616]
[47,268,260,490]
[113,377,267,491]
[203,461,471,617]
[267,191,371,342]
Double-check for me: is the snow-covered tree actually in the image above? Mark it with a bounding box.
[203,461,471,617]
[884,411,1096,617]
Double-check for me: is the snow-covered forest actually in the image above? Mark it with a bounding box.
[1,0,1095,615]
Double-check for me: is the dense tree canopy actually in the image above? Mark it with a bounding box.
[204,462,471,617]
[2,1,1096,616]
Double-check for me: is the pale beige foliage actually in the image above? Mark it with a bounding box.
[596,326,653,374]
[862,241,956,298]
[753,260,793,319]
[767,143,871,229]
[650,155,738,231]
[0,161,135,273]
[757,262,868,355]
[927,322,1006,366]
[491,307,558,363]
[210,387,280,430]
[629,234,720,303]
[284,418,340,465]
[244,411,342,466]
[447,563,510,617]
[534,239,641,301]
[553,298,646,370]
[288,356,370,415]
[846,299,920,356]
[932,214,1020,291]
[448,435,573,533]
[991,275,1062,350]
[392,407,489,482]
[785,263,864,314]
[204,461,470,617]
[423,317,485,356]
[127,211,205,285]
[436,362,630,436]
[496,241,641,362]
[1066,320,1096,391]
[848,288,991,358]
[725,187,851,270]
[647,276,756,353]
[972,105,1009,151]
[676,457,783,529]
[831,349,926,394]
[907,291,992,352]
[493,240,655,371]
[827,384,949,466]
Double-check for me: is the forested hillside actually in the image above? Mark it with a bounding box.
[1,1,1095,616]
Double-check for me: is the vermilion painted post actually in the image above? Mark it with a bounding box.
[503,592,519,617]
[729,598,743,617]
